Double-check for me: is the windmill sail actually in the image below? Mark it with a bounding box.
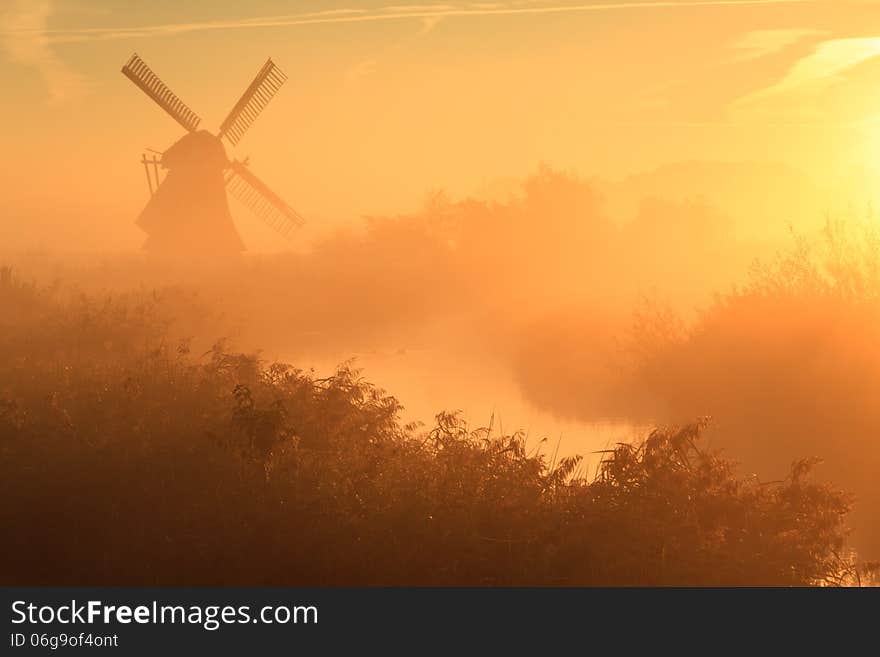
[122,53,201,132]
[225,162,304,238]
[218,59,287,146]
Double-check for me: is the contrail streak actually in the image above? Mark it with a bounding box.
[1,0,815,43]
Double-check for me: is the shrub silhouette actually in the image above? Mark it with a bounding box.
[619,218,880,558]
[507,217,880,562]
[0,269,866,585]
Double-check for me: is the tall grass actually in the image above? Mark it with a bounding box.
[507,217,880,559]
[0,268,866,585]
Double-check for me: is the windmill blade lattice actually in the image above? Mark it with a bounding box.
[121,54,201,132]
[226,162,304,238]
[218,59,287,146]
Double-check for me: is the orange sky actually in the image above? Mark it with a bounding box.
[2,0,880,251]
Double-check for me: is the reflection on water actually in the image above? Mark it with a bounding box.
[286,344,646,467]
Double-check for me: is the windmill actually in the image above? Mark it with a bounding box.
[121,53,304,254]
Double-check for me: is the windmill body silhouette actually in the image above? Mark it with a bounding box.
[122,54,303,255]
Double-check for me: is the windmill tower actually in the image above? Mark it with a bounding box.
[121,53,304,254]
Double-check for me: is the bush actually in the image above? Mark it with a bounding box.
[622,219,880,558]
[0,270,865,585]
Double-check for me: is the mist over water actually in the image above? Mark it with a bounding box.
[286,327,647,463]
[5,160,880,584]
[8,0,880,587]
[3,159,879,536]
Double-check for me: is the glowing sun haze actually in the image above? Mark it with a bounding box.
[1,0,880,251]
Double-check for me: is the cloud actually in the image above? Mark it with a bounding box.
[345,58,378,84]
[0,1,812,44]
[343,10,445,84]
[734,37,880,109]
[0,0,84,102]
[729,28,824,63]
[416,15,445,37]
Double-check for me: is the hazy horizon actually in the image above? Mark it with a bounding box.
[3,1,880,252]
